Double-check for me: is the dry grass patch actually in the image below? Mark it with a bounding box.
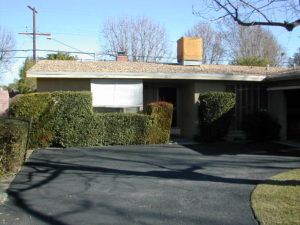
[251,169,300,225]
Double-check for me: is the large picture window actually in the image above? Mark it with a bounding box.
[91,79,143,108]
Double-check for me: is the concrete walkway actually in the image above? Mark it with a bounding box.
[0,144,299,225]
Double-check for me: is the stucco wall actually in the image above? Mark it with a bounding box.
[37,78,91,92]
[180,83,196,137]
[143,81,226,138]
[143,85,158,106]
[194,81,225,101]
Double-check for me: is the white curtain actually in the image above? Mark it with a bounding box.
[91,79,143,107]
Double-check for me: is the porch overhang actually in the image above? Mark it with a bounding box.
[27,71,266,82]
[265,73,300,81]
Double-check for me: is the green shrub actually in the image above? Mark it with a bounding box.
[89,113,155,146]
[49,91,93,147]
[147,101,173,144]
[245,111,281,141]
[9,91,93,148]
[9,93,54,148]
[9,92,171,148]
[0,118,29,174]
[198,91,236,141]
[232,56,270,67]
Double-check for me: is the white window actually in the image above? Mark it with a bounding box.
[90,79,143,108]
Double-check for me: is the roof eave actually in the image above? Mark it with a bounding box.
[264,73,300,81]
[26,71,266,82]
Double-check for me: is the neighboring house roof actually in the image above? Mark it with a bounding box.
[265,68,300,81]
[27,60,299,82]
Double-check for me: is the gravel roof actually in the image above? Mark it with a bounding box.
[29,60,297,76]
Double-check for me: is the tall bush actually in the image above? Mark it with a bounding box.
[9,91,93,148]
[9,93,54,148]
[0,118,29,174]
[49,91,93,147]
[198,91,236,141]
[147,101,173,144]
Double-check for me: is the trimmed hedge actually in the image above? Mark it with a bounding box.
[245,111,281,141]
[0,118,29,174]
[88,113,155,146]
[9,91,171,148]
[147,101,173,144]
[49,91,93,147]
[10,91,93,148]
[198,91,236,141]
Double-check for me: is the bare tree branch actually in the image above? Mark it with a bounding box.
[101,17,170,62]
[184,22,226,64]
[234,18,300,31]
[239,0,271,22]
[195,0,300,31]
[0,26,15,74]
[220,22,285,66]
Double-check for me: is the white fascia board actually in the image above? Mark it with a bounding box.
[265,73,300,81]
[267,85,300,91]
[27,71,266,82]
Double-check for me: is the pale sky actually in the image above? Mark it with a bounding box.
[1,0,299,85]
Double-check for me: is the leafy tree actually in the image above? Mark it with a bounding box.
[7,52,77,94]
[195,0,300,31]
[16,58,36,94]
[5,82,18,93]
[45,52,77,60]
[231,56,270,67]
[184,23,225,64]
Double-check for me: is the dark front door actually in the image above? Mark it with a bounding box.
[158,87,177,127]
[286,89,300,140]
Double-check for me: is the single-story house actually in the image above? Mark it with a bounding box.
[27,37,300,141]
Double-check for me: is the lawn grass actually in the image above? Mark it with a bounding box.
[251,169,300,225]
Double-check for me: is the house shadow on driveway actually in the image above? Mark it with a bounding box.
[2,143,300,225]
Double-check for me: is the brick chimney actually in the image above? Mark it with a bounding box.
[116,51,128,62]
[177,37,203,65]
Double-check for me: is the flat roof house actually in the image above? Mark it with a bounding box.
[27,37,300,141]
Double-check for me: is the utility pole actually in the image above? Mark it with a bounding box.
[19,6,51,61]
[30,6,37,61]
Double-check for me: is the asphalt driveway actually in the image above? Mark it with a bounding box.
[0,143,299,225]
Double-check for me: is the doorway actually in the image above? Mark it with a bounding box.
[286,89,300,140]
[158,87,177,127]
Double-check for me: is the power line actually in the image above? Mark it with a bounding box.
[3,49,95,55]
[4,49,98,61]
[50,38,85,53]
[51,37,96,60]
